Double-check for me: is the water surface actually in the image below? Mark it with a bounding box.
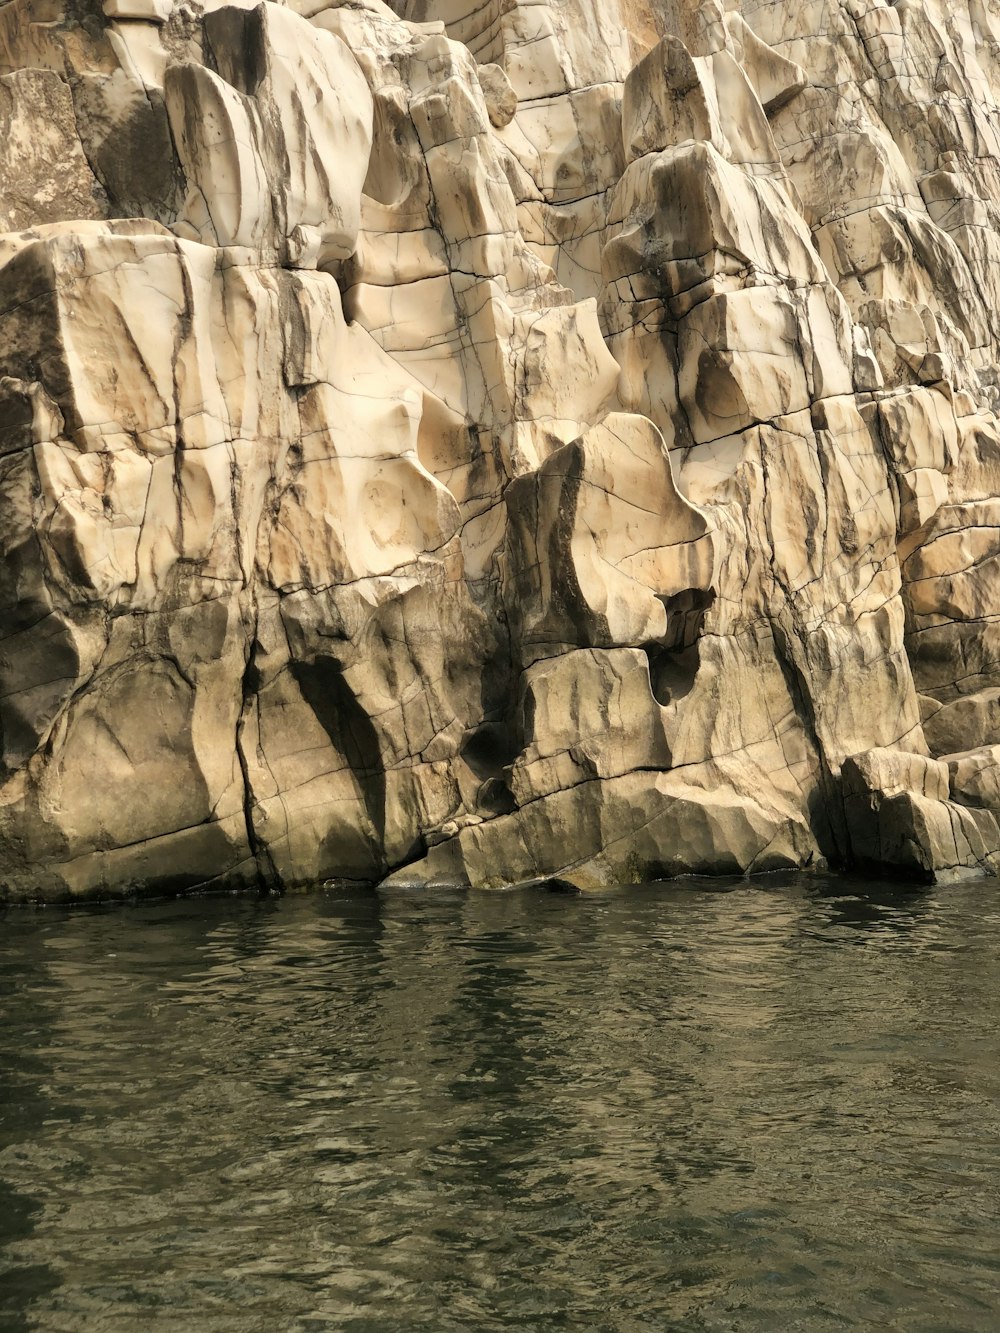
[2,876,1000,1331]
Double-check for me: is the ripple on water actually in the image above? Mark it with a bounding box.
[2,876,1000,1331]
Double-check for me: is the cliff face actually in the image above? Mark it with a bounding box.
[3,0,1000,897]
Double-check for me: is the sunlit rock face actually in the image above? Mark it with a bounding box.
[3,0,1000,897]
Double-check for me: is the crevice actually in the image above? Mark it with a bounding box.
[236,604,282,893]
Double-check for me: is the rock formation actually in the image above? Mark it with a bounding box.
[3,0,1000,898]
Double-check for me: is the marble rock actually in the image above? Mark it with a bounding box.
[0,70,107,232]
[842,747,1000,883]
[5,0,1000,897]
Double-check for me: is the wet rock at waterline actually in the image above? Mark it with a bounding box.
[3,0,1000,897]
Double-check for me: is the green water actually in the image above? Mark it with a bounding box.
[2,877,999,1331]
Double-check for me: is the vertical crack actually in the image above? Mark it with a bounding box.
[236,598,282,892]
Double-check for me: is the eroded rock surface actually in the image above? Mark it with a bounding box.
[3,0,1000,896]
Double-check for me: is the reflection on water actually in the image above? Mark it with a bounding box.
[2,876,1000,1332]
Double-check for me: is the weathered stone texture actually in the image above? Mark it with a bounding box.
[3,0,1000,896]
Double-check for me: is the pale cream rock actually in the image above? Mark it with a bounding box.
[603,142,825,316]
[200,3,374,267]
[509,649,671,805]
[165,62,274,251]
[678,289,810,444]
[842,747,1000,881]
[103,0,172,21]
[502,413,715,661]
[385,760,817,890]
[621,35,784,176]
[496,0,631,99]
[944,746,1000,812]
[476,62,517,128]
[501,84,626,203]
[6,0,1000,895]
[724,10,805,113]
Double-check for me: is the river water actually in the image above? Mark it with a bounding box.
[2,876,999,1332]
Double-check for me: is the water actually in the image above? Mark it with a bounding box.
[2,877,1000,1332]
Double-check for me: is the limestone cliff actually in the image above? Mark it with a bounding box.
[3,0,1000,897]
